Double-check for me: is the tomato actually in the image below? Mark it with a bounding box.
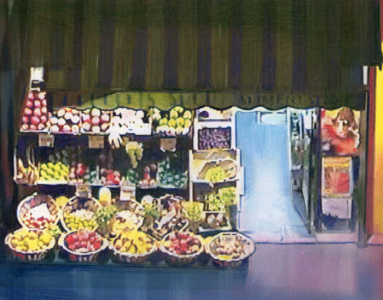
[93,242,102,250]
[66,235,75,245]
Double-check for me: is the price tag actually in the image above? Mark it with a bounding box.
[38,133,54,147]
[89,135,104,149]
[76,184,92,198]
[160,138,177,152]
[120,185,136,201]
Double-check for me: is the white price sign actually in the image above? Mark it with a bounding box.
[89,135,104,149]
[38,134,54,147]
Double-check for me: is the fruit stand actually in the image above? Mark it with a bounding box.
[7,75,255,269]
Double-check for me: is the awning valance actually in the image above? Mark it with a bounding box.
[8,0,382,109]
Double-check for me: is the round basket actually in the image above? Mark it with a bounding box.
[5,228,56,262]
[58,230,109,263]
[206,232,256,269]
[159,233,204,267]
[110,233,157,265]
[17,194,60,231]
[60,197,101,232]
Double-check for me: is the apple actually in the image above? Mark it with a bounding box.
[51,125,59,132]
[26,100,34,108]
[38,123,45,130]
[24,108,32,116]
[83,114,91,123]
[50,117,58,125]
[143,173,150,180]
[100,114,110,123]
[34,108,42,117]
[34,100,41,108]
[63,125,71,132]
[58,118,66,126]
[101,123,109,131]
[91,108,101,117]
[38,92,45,100]
[64,112,73,121]
[42,100,47,107]
[57,109,65,118]
[72,115,80,124]
[92,116,100,126]
[22,116,29,124]
[21,124,29,130]
[40,115,47,123]
[41,107,47,114]
[29,124,37,130]
[82,122,91,131]
[28,93,34,100]
[30,116,40,125]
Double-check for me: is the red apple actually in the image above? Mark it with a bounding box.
[91,108,101,117]
[143,173,150,180]
[21,124,29,130]
[40,115,47,123]
[28,93,34,100]
[41,107,47,114]
[92,117,100,126]
[57,109,65,118]
[38,92,45,100]
[30,116,40,125]
[51,125,59,132]
[100,114,110,123]
[50,117,58,125]
[64,112,73,121]
[34,108,42,117]
[63,125,71,132]
[76,167,85,177]
[26,100,34,108]
[82,122,91,131]
[24,108,32,116]
[38,123,45,130]
[34,100,41,108]
[29,124,37,130]
[58,118,66,126]
[22,116,29,124]
[82,114,91,123]
[42,99,47,107]
[72,115,80,124]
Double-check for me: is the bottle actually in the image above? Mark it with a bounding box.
[99,186,111,206]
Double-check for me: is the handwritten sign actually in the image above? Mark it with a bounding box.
[38,134,54,147]
[76,184,92,199]
[89,135,104,149]
[160,138,177,152]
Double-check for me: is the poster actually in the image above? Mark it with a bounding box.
[321,108,360,155]
[322,157,352,196]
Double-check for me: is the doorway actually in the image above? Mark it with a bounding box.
[236,108,313,242]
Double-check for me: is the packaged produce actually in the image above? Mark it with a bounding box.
[18,194,59,230]
[20,92,51,132]
[157,157,188,188]
[198,128,231,150]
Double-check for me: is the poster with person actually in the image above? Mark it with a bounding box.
[321,108,360,155]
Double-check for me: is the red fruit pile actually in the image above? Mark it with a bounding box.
[81,108,111,134]
[100,168,121,185]
[50,107,81,134]
[21,92,50,131]
[65,229,103,253]
[164,232,201,256]
[69,162,90,184]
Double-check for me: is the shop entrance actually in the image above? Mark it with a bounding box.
[236,109,313,242]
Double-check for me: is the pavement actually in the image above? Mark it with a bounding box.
[0,243,383,300]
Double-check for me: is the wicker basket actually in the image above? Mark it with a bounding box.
[206,232,256,269]
[17,194,60,231]
[5,229,56,262]
[110,234,157,265]
[159,233,204,267]
[58,231,109,263]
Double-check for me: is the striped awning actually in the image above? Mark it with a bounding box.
[9,0,382,110]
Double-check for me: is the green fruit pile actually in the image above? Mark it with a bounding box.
[126,169,140,185]
[157,158,188,188]
[64,214,97,231]
[40,162,69,182]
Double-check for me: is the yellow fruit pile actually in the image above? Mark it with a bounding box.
[10,229,53,253]
[114,231,155,254]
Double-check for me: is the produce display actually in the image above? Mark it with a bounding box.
[50,107,82,134]
[20,92,50,132]
[157,157,188,188]
[161,231,203,256]
[39,162,69,182]
[206,187,238,211]
[202,213,230,230]
[208,232,255,265]
[99,150,121,185]
[113,231,155,254]
[112,108,150,135]
[62,198,99,231]
[125,141,144,169]
[201,160,238,182]
[112,210,143,234]
[152,107,193,136]
[81,108,111,134]
[7,228,54,253]
[64,229,104,253]
[18,194,59,230]
[198,128,231,150]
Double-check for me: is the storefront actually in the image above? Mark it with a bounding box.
[0,0,382,268]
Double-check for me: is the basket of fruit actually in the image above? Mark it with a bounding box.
[61,197,101,232]
[111,209,144,235]
[206,232,256,268]
[110,230,157,265]
[17,194,60,231]
[159,231,204,266]
[58,229,108,262]
[5,228,56,261]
